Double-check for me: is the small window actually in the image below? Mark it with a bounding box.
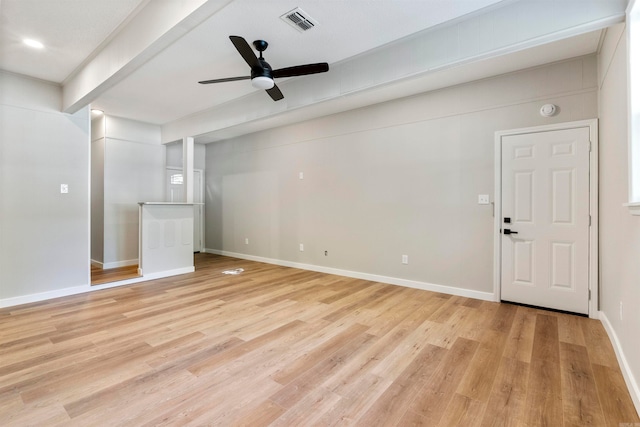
[170,174,183,185]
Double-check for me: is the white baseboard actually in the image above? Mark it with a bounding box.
[138,267,195,281]
[0,267,195,309]
[102,259,138,269]
[0,284,93,309]
[203,248,496,302]
[599,311,640,417]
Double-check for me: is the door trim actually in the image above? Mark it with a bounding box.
[493,119,599,318]
[166,167,205,201]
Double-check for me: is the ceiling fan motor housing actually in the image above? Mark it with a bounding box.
[251,59,274,89]
[251,59,272,79]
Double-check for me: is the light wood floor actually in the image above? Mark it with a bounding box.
[91,264,140,285]
[1,254,638,426]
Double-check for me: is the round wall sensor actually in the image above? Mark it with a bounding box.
[540,104,557,117]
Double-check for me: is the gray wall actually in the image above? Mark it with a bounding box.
[205,56,598,295]
[598,23,640,405]
[91,114,105,263]
[166,141,207,171]
[102,116,164,266]
[0,71,90,300]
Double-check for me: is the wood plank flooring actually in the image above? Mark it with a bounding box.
[91,264,140,285]
[1,253,638,426]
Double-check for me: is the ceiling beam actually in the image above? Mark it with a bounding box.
[162,0,625,144]
[62,0,233,114]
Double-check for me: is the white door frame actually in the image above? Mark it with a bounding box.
[493,119,599,318]
[166,167,205,252]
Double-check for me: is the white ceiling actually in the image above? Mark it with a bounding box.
[0,0,626,142]
[91,0,507,124]
[0,0,146,82]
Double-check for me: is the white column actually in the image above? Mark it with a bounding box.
[182,136,194,203]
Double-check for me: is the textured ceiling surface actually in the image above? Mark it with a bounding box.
[93,0,508,124]
[0,0,620,140]
[0,0,145,82]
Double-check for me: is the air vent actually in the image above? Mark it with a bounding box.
[280,8,317,32]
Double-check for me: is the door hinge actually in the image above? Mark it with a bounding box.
[589,289,591,300]
[589,215,592,226]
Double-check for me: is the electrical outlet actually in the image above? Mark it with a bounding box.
[299,243,304,252]
[324,250,328,256]
[402,255,408,264]
[478,194,489,205]
[245,238,249,245]
[60,184,69,194]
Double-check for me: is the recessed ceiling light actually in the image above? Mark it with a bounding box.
[23,39,44,49]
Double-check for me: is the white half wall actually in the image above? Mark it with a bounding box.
[0,71,90,300]
[204,56,598,295]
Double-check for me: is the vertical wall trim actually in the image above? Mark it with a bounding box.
[85,106,92,287]
[183,136,194,203]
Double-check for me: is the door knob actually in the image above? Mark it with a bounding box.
[504,229,518,235]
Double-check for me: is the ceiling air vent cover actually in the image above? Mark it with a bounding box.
[280,8,317,32]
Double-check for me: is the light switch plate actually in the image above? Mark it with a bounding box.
[60,184,69,194]
[478,194,489,205]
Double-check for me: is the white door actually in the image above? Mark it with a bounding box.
[500,127,590,314]
[166,168,204,252]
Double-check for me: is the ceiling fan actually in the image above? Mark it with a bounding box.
[198,35,329,101]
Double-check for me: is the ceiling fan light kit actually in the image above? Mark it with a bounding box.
[198,35,329,101]
[251,76,274,89]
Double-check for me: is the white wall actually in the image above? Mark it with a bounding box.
[0,71,90,300]
[102,116,164,266]
[205,56,598,296]
[598,23,640,411]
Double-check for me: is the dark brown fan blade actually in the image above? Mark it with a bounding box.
[198,76,251,84]
[229,35,260,69]
[272,63,329,78]
[266,84,284,101]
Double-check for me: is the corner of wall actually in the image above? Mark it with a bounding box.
[599,311,640,416]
